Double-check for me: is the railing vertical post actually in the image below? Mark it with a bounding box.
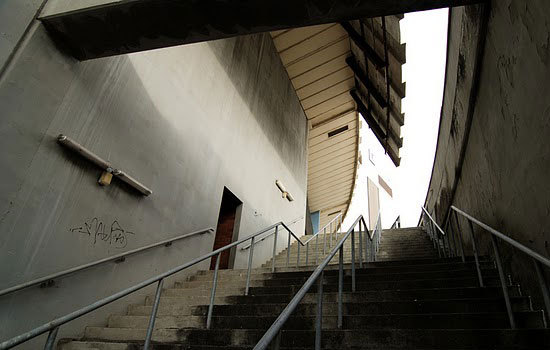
[446,219,457,257]
[358,220,364,268]
[306,242,309,266]
[533,258,550,323]
[206,253,221,329]
[338,246,344,329]
[467,220,484,287]
[491,235,515,329]
[286,232,291,267]
[315,272,324,350]
[272,226,279,273]
[453,211,466,263]
[144,278,164,349]
[270,330,281,350]
[323,227,327,255]
[297,242,301,267]
[351,229,356,292]
[316,234,319,265]
[330,222,333,248]
[431,222,441,258]
[245,236,255,295]
[43,327,59,350]
[364,221,369,262]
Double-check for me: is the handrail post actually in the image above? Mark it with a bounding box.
[207,253,221,329]
[467,220,484,287]
[306,242,309,266]
[43,327,59,350]
[351,229,356,292]
[453,211,466,263]
[432,222,442,258]
[364,220,369,262]
[533,258,550,323]
[270,330,282,350]
[338,246,344,329]
[286,232,291,267]
[297,242,301,267]
[491,235,515,329]
[358,220,364,268]
[316,234,319,265]
[330,222,333,248]
[446,219,457,257]
[323,227,327,255]
[144,278,164,349]
[315,272,324,350]
[246,237,255,295]
[272,226,279,273]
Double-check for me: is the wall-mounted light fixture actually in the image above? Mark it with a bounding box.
[57,134,152,196]
[275,180,294,202]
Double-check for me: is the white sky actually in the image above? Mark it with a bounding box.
[396,8,449,227]
[345,9,449,229]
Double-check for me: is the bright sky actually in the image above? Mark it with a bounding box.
[345,9,449,229]
[396,8,449,227]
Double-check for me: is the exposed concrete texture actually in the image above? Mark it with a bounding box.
[425,0,550,309]
[39,0,484,60]
[0,4,307,348]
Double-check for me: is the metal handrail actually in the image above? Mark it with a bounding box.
[0,227,214,297]
[420,206,455,260]
[390,215,401,229]
[302,213,343,245]
[448,205,550,329]
[240,216,303,250]
[253,214,376,350]
[0,220,300,350]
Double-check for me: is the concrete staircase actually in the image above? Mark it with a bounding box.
[59,227,550,349]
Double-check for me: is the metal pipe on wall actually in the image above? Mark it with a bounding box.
[57,134,152,196]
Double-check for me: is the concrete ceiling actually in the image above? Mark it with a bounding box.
[271,17,406,228]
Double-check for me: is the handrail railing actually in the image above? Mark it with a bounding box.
[0,227,214,297]
[0,220,303,350]
[421,204,550,330]
[447,205,550,329]
[240,215,303,250]
[242,213,343,269]
[253,213,380,350]
[390,215,401,229]
[420,206,456,260]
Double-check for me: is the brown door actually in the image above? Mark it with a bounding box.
[210,188,242,270]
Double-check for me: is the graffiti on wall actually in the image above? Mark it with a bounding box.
[69,217,135,249]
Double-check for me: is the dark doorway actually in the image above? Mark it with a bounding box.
[210,187,242,270]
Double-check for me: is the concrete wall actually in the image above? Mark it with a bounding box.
[425,0,550,308]
[0,0,308,347]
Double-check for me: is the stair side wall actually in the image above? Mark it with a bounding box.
[0,5,308,348]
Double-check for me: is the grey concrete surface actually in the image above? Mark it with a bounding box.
[0,2,307,348]
[425,0,550,310]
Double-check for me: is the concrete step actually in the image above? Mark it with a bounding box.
[188,262,495,283]
[59,341,548,350]
[224,286,524,304]
[78,328,550,348]
[106,311,544,330]
[193,297,533,317]
[247,276,503,295]
[177,268,497,290]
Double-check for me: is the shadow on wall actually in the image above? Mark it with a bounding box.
[207,34,308,189]
[0,25,224,348]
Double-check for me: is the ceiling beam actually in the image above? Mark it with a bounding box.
[350,89,401,166]
[340,22,385,68]
[346,55,387,108]
[41,0,485,60]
